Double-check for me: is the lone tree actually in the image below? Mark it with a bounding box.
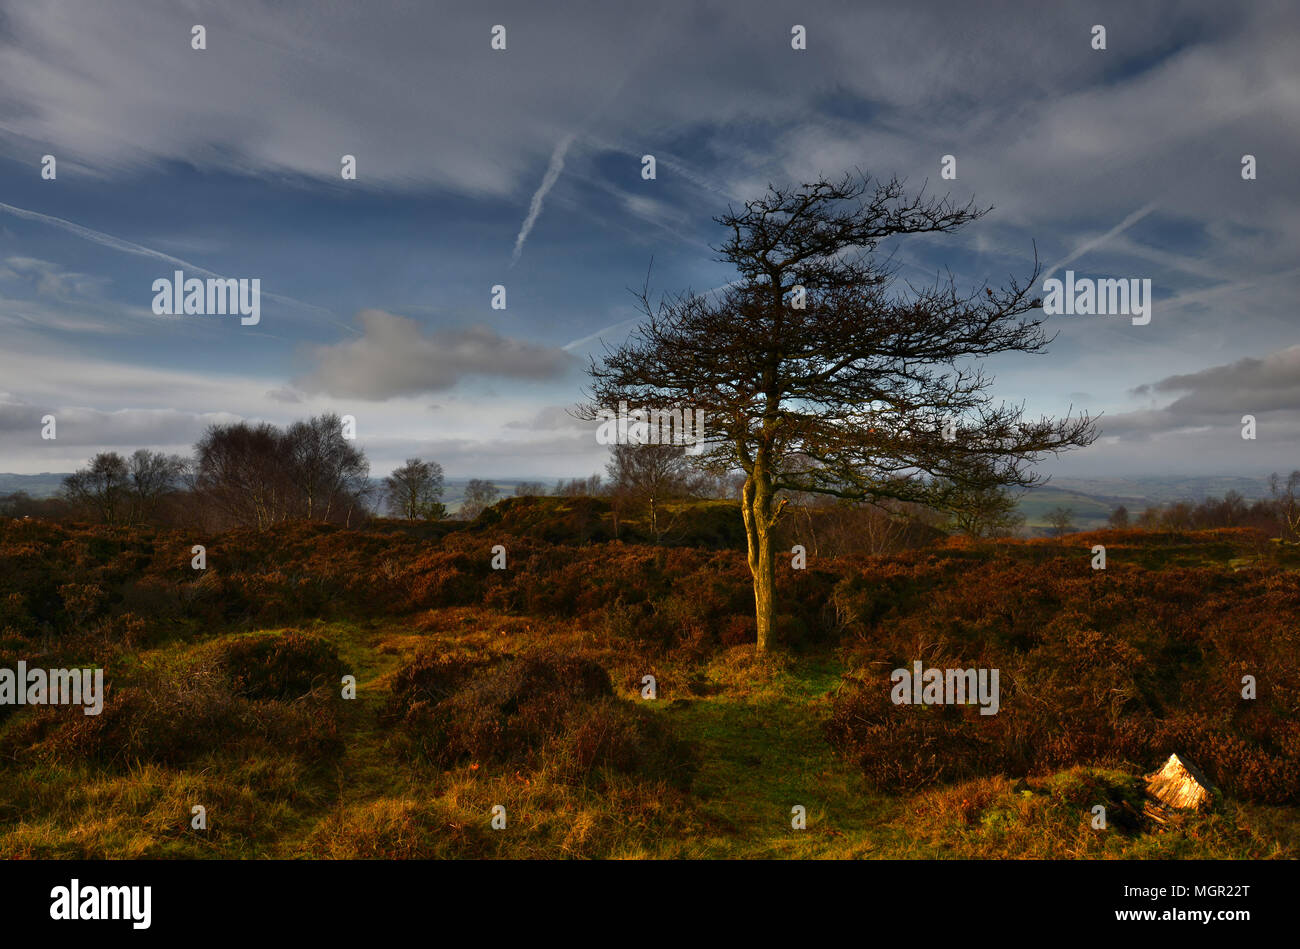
[943,481,1025,539]
[1045,505,1076,538]
[385,458,446,520]
[606,442,700,542]
[63,452,130,525]
[587,172,1096,651]
[459,478,500,520]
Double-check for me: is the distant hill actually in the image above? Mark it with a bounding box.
[1018,475,1275,535]
[0,473,68,498]
[1017,485,1116,532]
[1046,475,1272,505]
[1,471,1279,526]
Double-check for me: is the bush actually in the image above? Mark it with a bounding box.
[555,698,695,788]
[825,678,1014,791]
[825,555,1300,803]
[205,631,346,701]
[3,665,342,767]
[386,650,692,786]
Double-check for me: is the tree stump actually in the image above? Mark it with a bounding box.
[1144,754,1215,816]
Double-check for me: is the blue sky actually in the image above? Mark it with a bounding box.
[1,0,1297,479]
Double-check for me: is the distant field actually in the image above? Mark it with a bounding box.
[1017,485,1117,531]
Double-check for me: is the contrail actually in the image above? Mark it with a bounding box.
[562,317,641,353]
[0,200,225,277]
[561,280,743,353]
[506,6,674,269]
[511,134,575,267]
[0,200,351,328]
[1043,203,1158,282]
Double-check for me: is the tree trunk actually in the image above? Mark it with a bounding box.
[743,470,778,652]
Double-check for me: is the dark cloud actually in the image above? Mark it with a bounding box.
[1129,346,1300,417]
[1084,345,1300,472]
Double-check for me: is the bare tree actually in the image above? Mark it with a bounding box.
[1270,471,1300,542]
[942,481,1025,538]
[194,423,292,529]
[194,415,369,529]
[285,413,370,522]
[459,479,500,520]
[588,172,1096,650]
[1108,504,1130,529]
[63,452,130,525]
[552,475,603,497]
[126,449,188,523]
[514,481,548,497]
[1045,506,1075,538]
[605,442,700,542]
[385,458,446,520]
[782,493,933,557]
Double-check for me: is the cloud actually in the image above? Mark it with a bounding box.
[504,404,587,432]
[295,310,575,399]
[1,256,109,299]
[0,393,237,448]
[0,201,338,322]
[0,258,145,334]
[511,134,576,266]
[1,0,1298,483]
[1042,204,1159,282]
[1125,345,1300,420]
[0,202,225,277]
[1007,345,1300,477]
[1078,345,1300,456]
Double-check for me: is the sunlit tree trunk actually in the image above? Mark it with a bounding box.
[743,455,782,652]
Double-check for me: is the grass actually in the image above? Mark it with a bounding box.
[2,607,1295,859]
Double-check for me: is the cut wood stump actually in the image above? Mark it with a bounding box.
[1144,754,1216,818]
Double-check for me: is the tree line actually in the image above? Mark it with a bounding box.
[1106,476,1300,539]
[7,418,1295,548]
[47,414,372,530]
[1,415,729,530]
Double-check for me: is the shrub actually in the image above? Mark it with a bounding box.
[825,555,1300,803]
[206,631,346,701]
[386,650,692,786]
[2,666,342,767]
[555,698,695,788]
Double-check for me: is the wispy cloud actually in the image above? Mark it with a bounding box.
[0,201,345,326]
[562,317,641,353]
[511,134,576,267]
[1042,203,1159,281]
[0,201,223,277]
